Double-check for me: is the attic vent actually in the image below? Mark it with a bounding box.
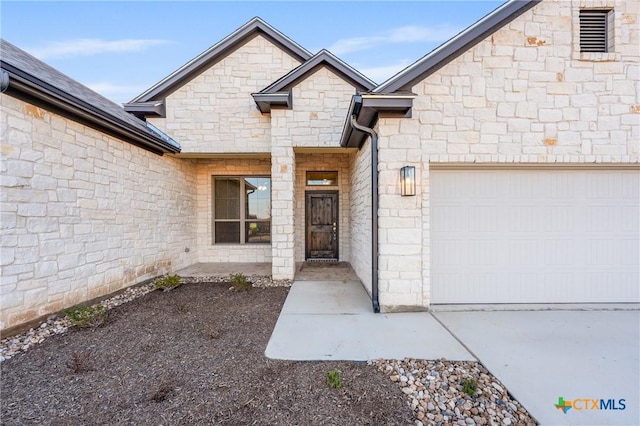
[579,9,614,53]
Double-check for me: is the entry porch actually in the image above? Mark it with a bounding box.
[187,147,369,285]
[175,261,360,283]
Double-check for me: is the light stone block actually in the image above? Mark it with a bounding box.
[1,94,198,331]
[3,0,639,328]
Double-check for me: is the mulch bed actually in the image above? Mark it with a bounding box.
[1,283,413,425]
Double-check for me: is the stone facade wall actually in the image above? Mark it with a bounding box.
[289,66,359,148]
[145,41,361,280]
[0,95,198,331]
[270,145,296,279]
[375,0,640,310]
[408,0,639,163]
[376,122,427,311]
[349,142,372,295]
[195,158,272,263]
[148,35,301,154]
[8,0,633,322]
[269,66,362,278]
[294,152,352,263]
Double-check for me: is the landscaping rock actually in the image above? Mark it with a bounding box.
[370,358,537,426]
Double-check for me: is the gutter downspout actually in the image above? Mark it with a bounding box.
[0,70,9,93]
[349,114,380,313]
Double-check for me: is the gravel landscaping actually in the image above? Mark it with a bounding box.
[1,280,537,425]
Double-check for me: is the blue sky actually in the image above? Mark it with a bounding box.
[1,1,504,104]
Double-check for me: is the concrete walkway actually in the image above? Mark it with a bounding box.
[175,261,358,281]
[265,280,473,361]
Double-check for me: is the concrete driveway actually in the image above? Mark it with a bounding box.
[432,307,640,426]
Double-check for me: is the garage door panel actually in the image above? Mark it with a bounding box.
[431,169,640,304]
[470,207,497,232]
[622,239,640,265]
[622,206,639,233]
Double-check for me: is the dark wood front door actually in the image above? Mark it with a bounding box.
[305,191,338,260]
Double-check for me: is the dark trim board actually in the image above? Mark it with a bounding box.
[1,39,180,155]
[373,0,541,93]
[129,17,312,104]
[252,50,376,113]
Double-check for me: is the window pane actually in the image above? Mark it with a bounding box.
[306,171,338,186]
[245,177,271,220]
[215,222,240,243]
[215,179,227,199]
[212,176,271,245]
[215,178,240,219]
[246,221,271,244]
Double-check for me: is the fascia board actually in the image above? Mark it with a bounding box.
[130,18,312,103]
[2,65,179,154]
[260,50,376,94]
[374,0,541,93]
[123,100,166,117]
[250,92,291,113]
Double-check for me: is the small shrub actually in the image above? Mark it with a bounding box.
[461,378,478,397]
[204,323,222,340]
[65,305,107,328]
[150,378,175,403]
[140,339,156,353]
[155,275,182,292]
[229,273,252,291]
[327,369,342,389]
[66,350,95,373]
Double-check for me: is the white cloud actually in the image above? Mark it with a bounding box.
[27,38,172,60]
[84,81,148,104]
[328,24,463,56]
[358,60,415,84]
[329,36,380,57]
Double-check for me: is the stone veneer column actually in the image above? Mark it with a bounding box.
[271,146,296,279]
[376,118,426,311]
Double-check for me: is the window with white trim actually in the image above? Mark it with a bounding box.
[579,9,614,53]
[212,177,271,244]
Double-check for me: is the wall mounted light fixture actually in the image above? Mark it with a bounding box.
[400,165,416,196]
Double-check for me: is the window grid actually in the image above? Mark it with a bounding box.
[212,177,271,244]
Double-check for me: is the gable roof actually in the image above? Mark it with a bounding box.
[128,17,312,105]
[341,0,542,148]
[252,49,376,113]
[0,39,180,155]
[373,0,541,93]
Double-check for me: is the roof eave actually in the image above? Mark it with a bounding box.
[1,64,180,155]
[130,18,313,103]
[259,50,376,95]
[339,93,415,148]
[251,92,291,114]
[123,100,166,118]
[253,50,377,114]
[374,0,542,93]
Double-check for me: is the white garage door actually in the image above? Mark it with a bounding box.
[431,168,640,304]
